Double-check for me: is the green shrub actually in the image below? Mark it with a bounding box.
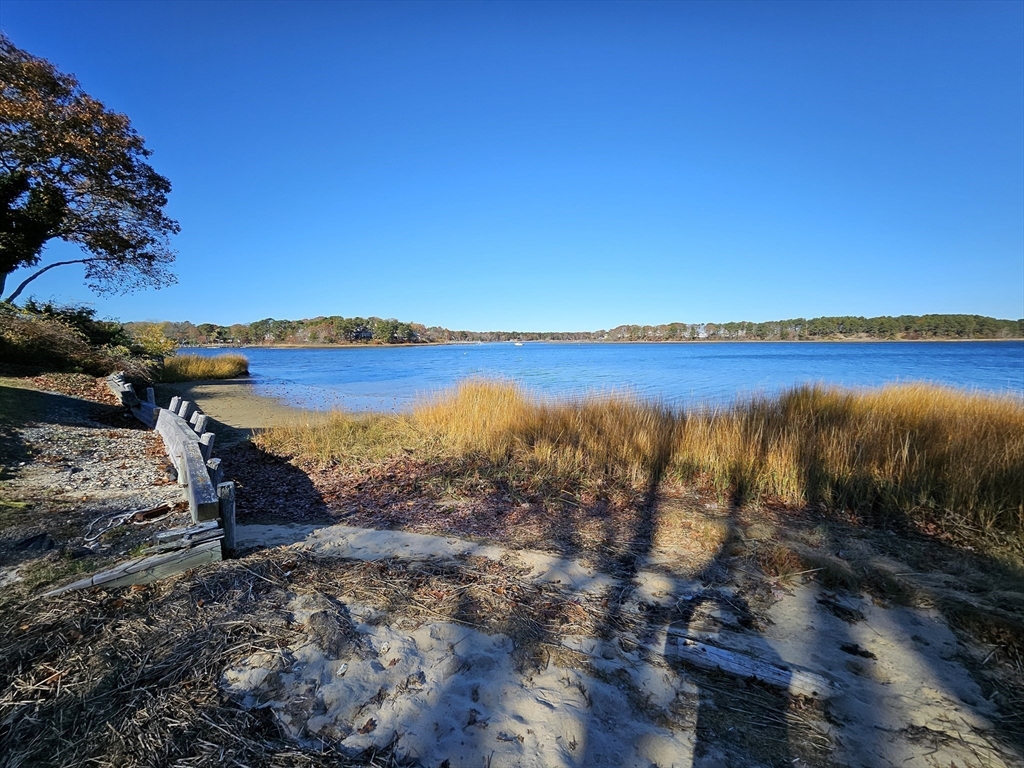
[0,302,150,377]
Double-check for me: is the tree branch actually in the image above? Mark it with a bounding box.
[3,258,93,303]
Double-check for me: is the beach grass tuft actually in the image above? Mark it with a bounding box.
[256,380,1024,546]
[673,383,1024,539]
[160,353,249,382]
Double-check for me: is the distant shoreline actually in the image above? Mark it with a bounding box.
[185,337,1023,350]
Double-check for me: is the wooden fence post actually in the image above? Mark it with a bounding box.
[146,387,156,405]
[199,432,215,461]
[193,414,210,435]
[218,482,236,557]
[206,457,223,487]
[169,396,182,413]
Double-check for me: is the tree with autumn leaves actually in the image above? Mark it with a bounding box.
[0,34,178,303]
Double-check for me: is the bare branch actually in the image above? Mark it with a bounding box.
[3,257,92,303]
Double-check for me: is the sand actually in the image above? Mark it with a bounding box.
[227,522,1017,768]
[154,378,300,436]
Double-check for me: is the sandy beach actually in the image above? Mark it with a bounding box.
[154,377,300,434]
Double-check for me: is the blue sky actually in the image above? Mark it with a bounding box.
[2,0,1022,330]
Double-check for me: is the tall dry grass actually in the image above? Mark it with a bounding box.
[413,380,675,498]
[160,353,249,382]
[257,380,675,500]
[672,383,1024,537]
[256,380,1024,542]
[257,410,414,465]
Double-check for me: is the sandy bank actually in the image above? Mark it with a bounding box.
[154,378,301,439]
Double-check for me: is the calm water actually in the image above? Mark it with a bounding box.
[190,342,1024,412]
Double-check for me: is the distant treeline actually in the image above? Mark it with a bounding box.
[124,314,1024,347]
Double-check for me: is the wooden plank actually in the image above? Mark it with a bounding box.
[182,439,220,522]
[176,452,188,487]
[131,402,158,428]
[130,502,173,522]
[104,373,140,408]
[147,529,224,553]
[156,409,200,453]
[111,539,221,579]
[155,520,220,542]
[156,408,216,521]
[218,482,236,557]
[671,636,834,699]
[44,540,222,595]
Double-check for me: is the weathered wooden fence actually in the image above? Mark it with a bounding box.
[106,372,235,547]
[43,374,237,596]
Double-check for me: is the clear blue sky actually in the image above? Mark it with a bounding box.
[2,0,1022,331]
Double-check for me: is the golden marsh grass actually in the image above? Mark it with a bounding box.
[256,380,1024,544]
[160,353,249,382]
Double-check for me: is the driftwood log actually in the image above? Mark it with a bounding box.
[564,631,835,700]
[670,634,835,699]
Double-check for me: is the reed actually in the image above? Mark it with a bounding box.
[672,383,1024,537]
[255,409,413,464]
[412,379,675,497]
[256,380,1024,543]
[160,353,249,382]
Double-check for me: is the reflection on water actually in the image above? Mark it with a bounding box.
[189,341,1024,412]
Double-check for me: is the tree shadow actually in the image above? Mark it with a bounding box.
[172,386,1024,765]
[574,477,814,767]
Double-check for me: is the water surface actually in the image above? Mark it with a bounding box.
[189,342,1024,412]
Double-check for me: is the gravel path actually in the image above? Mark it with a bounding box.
[0,377,191,588]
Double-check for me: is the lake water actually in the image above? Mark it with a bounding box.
[188,342,1024,413]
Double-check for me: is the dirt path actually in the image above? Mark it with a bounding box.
[0,377,190,591]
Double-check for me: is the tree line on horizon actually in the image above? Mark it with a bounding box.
[125,313,1024,347]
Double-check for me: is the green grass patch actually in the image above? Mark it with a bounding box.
[18,554,98,591]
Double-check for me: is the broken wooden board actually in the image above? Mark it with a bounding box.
[105,373,141,408]
[131,502,173,522]
[154,520,220,542]
[44,539,222,596]
[149,521,224,552]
